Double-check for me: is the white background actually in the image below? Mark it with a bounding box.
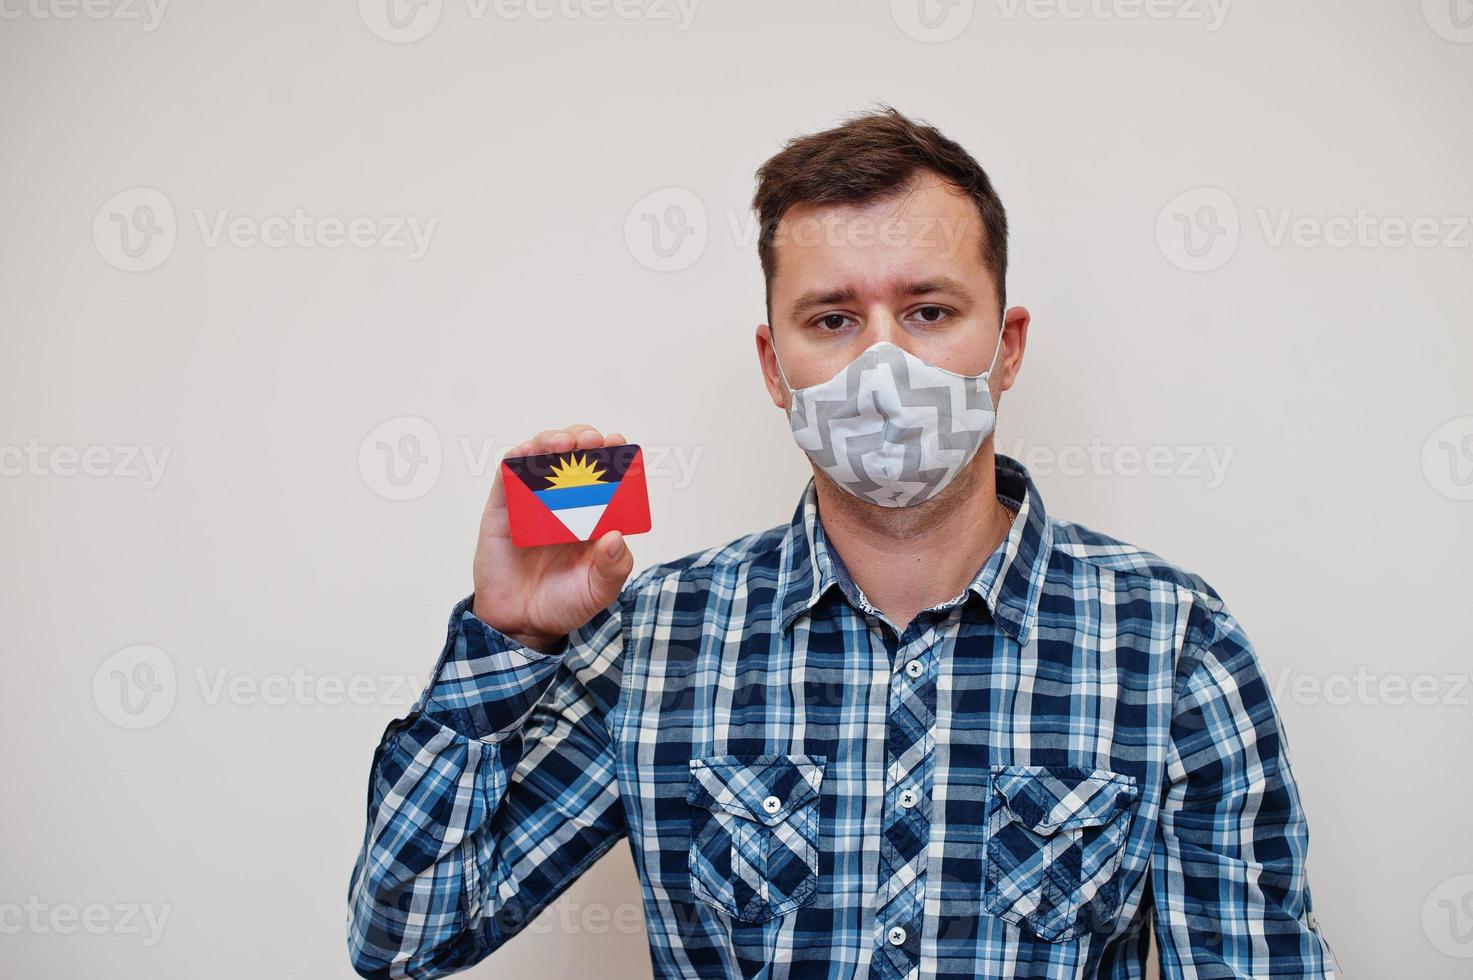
[3,1,1472,977]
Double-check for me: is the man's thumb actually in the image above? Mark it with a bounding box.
[590,531,631,591]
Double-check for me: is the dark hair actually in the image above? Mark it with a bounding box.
[753,105,1008,320]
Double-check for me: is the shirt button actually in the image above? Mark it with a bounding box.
[904,659,923,678]
[887,925,907,946]
[898,788,918,809]
[762,795,782,814]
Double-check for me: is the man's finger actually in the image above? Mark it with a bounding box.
[587,530,632,601]
[529,428,567,451]
[484,464,507,516]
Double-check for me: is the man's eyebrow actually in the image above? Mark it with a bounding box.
[901,276,973,299]
[789,286,859,318]
[788,277,974,318]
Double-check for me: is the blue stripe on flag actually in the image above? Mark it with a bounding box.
[534,481,618,510]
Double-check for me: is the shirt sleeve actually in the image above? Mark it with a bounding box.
[346,592,629,978]
[1150,596,1339,979]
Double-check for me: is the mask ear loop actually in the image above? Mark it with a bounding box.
[982,315,1007,379]
[768,325,797,403]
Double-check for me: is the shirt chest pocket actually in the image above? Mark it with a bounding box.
[983,764,1139,943]
[686,754,825,924]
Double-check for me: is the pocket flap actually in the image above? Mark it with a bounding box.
[688,754,826,826]
[991,765,1137,833]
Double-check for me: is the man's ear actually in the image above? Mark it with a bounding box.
[755,322,787,410]
[997,306,1030,394]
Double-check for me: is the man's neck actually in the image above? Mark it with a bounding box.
[812,447,1012,634]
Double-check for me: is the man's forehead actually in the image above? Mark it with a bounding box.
[770,175,986,274]
[778,182,978,234]
[772,215,984,302]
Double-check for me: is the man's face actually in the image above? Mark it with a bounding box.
[757,170,1024,416]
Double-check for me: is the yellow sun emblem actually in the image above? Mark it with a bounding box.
[546,452,608,488]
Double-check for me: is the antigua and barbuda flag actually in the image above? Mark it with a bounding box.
[501,444,651,548]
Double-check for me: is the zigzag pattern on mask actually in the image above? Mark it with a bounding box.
[788,343,993,507]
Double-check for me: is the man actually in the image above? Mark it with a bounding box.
[348,108,1337,979]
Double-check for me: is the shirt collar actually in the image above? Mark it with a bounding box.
[776,454,1053,646]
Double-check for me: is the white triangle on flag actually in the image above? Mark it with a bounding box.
[553,503,608,540]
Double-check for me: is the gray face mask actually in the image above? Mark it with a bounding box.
[772,323,1005,508]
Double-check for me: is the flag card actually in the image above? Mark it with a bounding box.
[500,444,652,548]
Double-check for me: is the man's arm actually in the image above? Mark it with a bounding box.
[1151,597,1338,978]
[346,593,628,979]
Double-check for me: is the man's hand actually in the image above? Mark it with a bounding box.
[472,424,636,653]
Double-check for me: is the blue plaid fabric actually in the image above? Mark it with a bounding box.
[348,455,1337,979]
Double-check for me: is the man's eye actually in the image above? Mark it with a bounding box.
[913,305,948,323]
[817,314,851,331]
